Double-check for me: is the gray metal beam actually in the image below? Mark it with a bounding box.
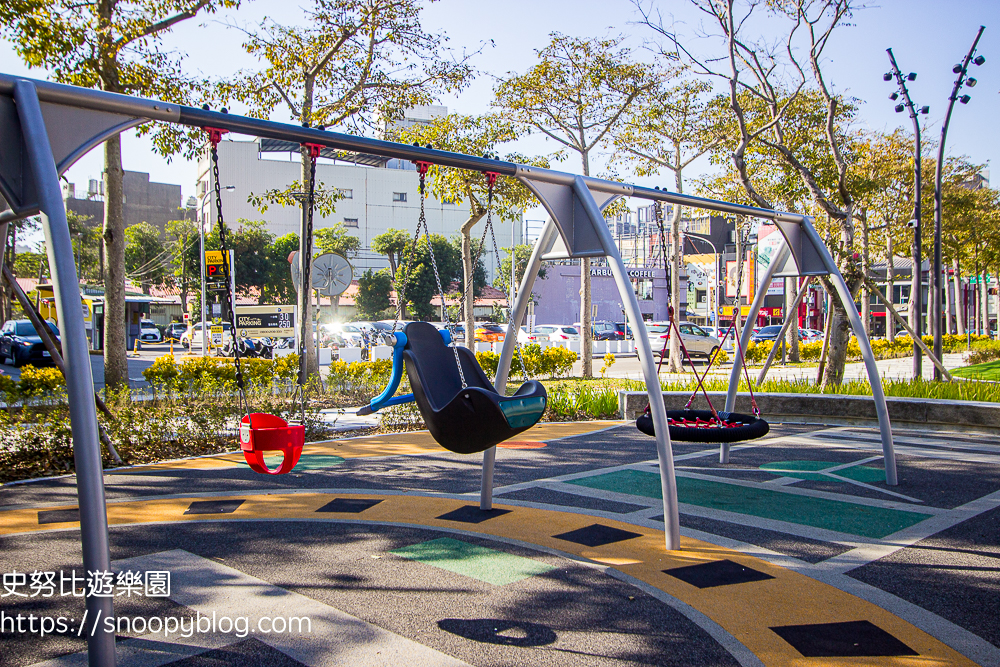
[801,220,898,485]
[13,80,115,666]
[570,176,681,550]
[481,220,560,510]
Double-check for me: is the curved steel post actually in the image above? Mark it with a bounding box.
[571,177,680,550]
[801,223,898,485]
[480,220,559,510]
[722,243,789,463]
[14,80,115,666]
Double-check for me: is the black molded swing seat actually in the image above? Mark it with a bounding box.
[636,409,769,443]
[403,322,547,454]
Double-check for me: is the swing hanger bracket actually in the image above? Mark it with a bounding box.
[484,171,499,188]
[414,160,432,177]
[302,142,323,159]
[203,126,229,147]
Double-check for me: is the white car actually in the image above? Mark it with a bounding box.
[646,321,720,358]
[323,323,364,347]
[530,324,580,343]
[181,322,232,349]
[139,319,161,343]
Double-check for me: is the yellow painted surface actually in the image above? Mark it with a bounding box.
[0,492,980,666]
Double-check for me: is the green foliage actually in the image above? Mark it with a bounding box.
[124,222,166,289]
[372,228,412,281]
[142,354,299,394]
[401,234,461,320]
[495,244,547,296]
[475,344,576,379]
[743,334,990,366]
[315,223,361,258]
[356,269,393,319]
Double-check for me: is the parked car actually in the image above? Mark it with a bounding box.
[0,319,59,367]
[750,324,784,343]
[591,320,624,340]
[323,322,365,347]
[613,322,634,339]
[475,324,506,343]
[645,321,719,359]
[800,328,824,343]
[164,322,188,342]
[181,322,232,349]
[139,319,162,343]
[533,324,580,342]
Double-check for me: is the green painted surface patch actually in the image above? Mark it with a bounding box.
[239,454,345,471]
[391,537,555,585]
[759,460,886,483]
[566,470,930,538]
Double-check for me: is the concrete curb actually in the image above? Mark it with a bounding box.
[618,391,1000,433]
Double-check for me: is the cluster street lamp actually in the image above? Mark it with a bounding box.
[884,53,929,378]
[933,27,986,376]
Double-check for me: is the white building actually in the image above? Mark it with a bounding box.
[195,136,522,281]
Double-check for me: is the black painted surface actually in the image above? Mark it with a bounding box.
[436,505,512,524]
[664,559,774,589]
[771,620,917,657]
[37,509,80,524]
[183,500,245,515]
[553,524,642,548]
[315,498,383,513]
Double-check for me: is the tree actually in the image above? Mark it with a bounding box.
[646,0,870,387]
[613,73,720,370]
[495,245,547,299]
[393,113,545,338]
[264,233,300,305]
[372,228,413,317]
[124,222,167,293]
[402,234,461,321]
[355,269,392,319]
[166,219,199,317]
[0,0,238,388]
[495,33,658,376]
[222,0,472,377]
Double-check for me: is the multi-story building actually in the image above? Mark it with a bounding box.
[194,107,522,282]
[62,171,193,231]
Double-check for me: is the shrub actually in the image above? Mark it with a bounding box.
[476,344,577,380]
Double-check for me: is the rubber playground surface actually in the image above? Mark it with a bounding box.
[1,419,999,666]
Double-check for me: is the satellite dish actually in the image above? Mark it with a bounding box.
[313,253,354,297]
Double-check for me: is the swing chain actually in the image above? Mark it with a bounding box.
[414,166,469,388]
[388,162,430,335]
[205,127,250,419]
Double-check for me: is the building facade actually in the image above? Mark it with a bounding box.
[195,138,522,282]
[62,171,191,231]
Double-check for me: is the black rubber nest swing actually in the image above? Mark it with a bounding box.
[403,322,547,454]
[634,310,769,443]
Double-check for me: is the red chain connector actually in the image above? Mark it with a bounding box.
[414,160,432,177]
[303,143,323,159]
[485,171,499,188]
[203,127,228,147]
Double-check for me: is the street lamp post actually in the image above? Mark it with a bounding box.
[934,27,986,369]
[885,51,930,379]
[686,233,721,333]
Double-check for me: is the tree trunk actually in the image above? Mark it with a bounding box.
[460,212,485,346]
[954,258,964,335]
[103,134,128,389]
[943,263,952,335]
[982,271,989,336]
[667,201,683,372]
[821,291,851,388]
[785,276,799,362]
[886,236,895,342]
[298,144,317,377]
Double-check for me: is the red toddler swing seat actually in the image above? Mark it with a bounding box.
[239,413,305,475]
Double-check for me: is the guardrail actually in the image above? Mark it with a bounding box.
[618,390,1000,434]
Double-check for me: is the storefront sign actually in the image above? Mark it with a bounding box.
[590,268,656,278]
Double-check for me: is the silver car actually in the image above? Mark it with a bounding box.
[646,321,720,358]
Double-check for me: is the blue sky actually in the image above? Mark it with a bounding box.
[1,0,996,204]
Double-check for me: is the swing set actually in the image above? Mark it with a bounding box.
[0,72,899,665]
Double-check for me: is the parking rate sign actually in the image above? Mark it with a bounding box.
[234,306,295,338]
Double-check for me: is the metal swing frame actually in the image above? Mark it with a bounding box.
[0,74,896,667]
